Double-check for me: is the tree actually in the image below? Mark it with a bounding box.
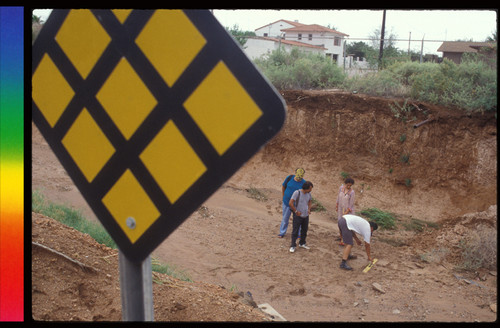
[346,41,370,59]
[225,24,255,47]
[326,24,338,31]
[32,14,43,42]
[486,30,497,42]
[369,27,398,50]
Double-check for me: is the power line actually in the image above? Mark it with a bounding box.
[237,34,467,43]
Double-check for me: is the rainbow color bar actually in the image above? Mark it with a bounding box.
[0,7,24,321]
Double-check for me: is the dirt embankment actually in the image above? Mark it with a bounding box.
[262,90,497,220]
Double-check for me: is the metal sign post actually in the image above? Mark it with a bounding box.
[118,251,153,321]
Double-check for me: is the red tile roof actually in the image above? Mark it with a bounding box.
[255,19,348,37]
[249,36,327,50]
[281,24,349,36]
[255,19,307,31]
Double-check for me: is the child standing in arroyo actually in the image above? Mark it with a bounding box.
[288,181,314,253]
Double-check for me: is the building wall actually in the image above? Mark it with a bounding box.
[255,21,297,37]
[244,38,279,59]
[443,52,462,64]
[244,38,324,60]
[284,31,345,64]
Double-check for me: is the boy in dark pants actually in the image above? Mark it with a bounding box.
[288,181,313,253]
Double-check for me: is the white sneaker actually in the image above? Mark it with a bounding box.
[299,244,310,249]
[289,247,296,253]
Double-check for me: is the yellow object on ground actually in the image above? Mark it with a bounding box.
[363,258,378,273]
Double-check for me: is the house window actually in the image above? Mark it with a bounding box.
[298,33,302,40]
[334,37,340,46]
[263,33,268,37]
[308,34,312,40]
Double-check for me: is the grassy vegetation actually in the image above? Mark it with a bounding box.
[32,190,192,281]
[377,237,408,247]
[151,258,192,282]
[32,190,117,249]
[400,153,410,164]
[311,197,326,212]
[360,207,440,233]
[420,247,449,263]
[340,171,350,180]
[389,98,416,122]
[402,218,439,232]
[246,186,268,201]
[359,207,397,230]
[255,49,496,112]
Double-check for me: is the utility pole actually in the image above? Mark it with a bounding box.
[408,32,411,57]
[420,34,425,63]
[378,10,386,69]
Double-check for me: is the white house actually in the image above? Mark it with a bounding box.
[280,24,349,63]
[244,36,327,60]
[246,19,350,66]
[245,19,370,71]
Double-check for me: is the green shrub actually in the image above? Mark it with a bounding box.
[400,153,410,164]
[359,207,396,230]
[246,187,268,201]
[292,57,315,89]
[343,69,410,97]
[402,218,439,232]
[258,50,497,111]
[457,227,497,271]
[311,197,326,212]
[255,48,346,90]
[408,58,496,111]
[340,57,496,112]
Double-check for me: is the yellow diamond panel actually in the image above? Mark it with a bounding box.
[61,108,115,182]
[102,169,160,244]
[55,9,111,79]
[184,61,263,155]
[32,53,75,127]
[135,10,206,87]
[140,120,206,204]
[112,9,132,23]
[96,57,157,140]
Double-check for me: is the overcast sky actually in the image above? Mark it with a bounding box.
[213,9,497,54]
[33,9,497,55]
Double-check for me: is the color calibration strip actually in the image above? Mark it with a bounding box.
[0,7,24,321]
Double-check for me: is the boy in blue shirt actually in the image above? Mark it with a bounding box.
[278,168,306,238]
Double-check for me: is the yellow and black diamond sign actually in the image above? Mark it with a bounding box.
[32,9,286,262]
